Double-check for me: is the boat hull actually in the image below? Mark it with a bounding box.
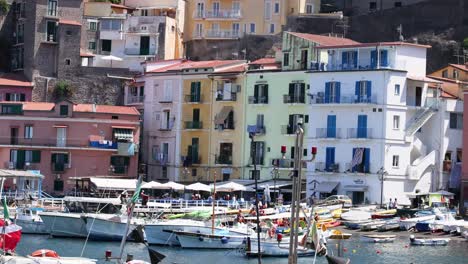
[175,231,250,249]
[145,223,209,246]
[246,240,315,257]
[84,216,136,241]
[39,213,87,238]
[410,238,449,246]
[15,219,48,234]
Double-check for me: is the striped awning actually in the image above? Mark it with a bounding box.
[214,106,233,125]
[113,128,133,140]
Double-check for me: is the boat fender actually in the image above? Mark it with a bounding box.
[198,236,204,242]
[31,249,60,258]
[221,237,229,244]
[276,233,283,242]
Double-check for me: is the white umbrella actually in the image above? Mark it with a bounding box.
[216,181,247,192]
[161,181,185,191]
[141,181,163,189]
[186,182,211,192]
[101,55,123,68]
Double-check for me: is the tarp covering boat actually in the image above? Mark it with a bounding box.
[0,219,22,251]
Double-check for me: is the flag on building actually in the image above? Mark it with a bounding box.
[351,148,364,168]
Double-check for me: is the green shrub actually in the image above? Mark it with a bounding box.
[54,81,72,99]
[0,0,9,14]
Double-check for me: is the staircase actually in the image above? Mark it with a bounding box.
[405,102,438,140]
[407,150,436,180]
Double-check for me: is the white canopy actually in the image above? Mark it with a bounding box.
[0,169,44,179]
[63,196,121,205]
[141,181,164,189]
[142,181,185,191]
[90,177,138,191]
[215,181,247,192]
[101,55,123,61]
[162,181,185,191]
[186,182,211,192]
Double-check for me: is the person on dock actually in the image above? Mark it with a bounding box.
[141,191,149,207]
[393,198,398,209]
[388,198,393,210]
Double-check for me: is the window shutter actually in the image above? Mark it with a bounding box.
[63,154,69,164]
[51,153,57,163]
[364,148,370,173]
[254,85,259,99]
[342,52,348,65]
[290,146,295,159]
[335,82,341,103]
[366,81,372,100]
[449,113,457,129]
[5,93,10,101]
[380,50,388,66]
[352,148,357,172]
[355,81,360,99]
[264,85,269,103]
[327,115,336,137]
[20,94,25,101]
[324,82,330,103]
[32,150,41,163]
[370,50,377,68]
[289,83,294,96]
[353,51,358,68]
[304,115,309,123]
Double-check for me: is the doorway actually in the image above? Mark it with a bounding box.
[301,49,308,70]
[140,36,150,55]
[415,86,422,107]
[10,127,18,145]
[350,191,365,205]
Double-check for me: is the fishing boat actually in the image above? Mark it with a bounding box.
[14,207,48,234]
[84,214,139,241]
[39,212,88,238]
[360,220,387,231]
[340,210,371,221]
[361,234,396,243]
[409,235,450,246]
[377,219,400,232]
[171,229,253,249]
[371,209,397,219]
[245,239,316,258]
[399,215,436,230]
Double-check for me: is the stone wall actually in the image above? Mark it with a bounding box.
[0,1,13,72]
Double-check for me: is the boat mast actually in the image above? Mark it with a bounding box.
[211,171,216,235]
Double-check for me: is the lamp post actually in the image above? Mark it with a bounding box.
[248,126,261,264]
[378,167,387,208]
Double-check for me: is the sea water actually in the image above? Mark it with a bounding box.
[16,234,468,264]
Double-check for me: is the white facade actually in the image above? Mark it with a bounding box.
[305,43,453,206]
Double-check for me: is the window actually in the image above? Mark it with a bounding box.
[65,59,71,66]
[1,105,22,114]
[457,149,462,162]
[24,125,33,139]
[250,141,265,165]
[60,105,69,116]
[325,147,335,171]
[369,2,377,10]
[287,82,305,103]
[195,24,203,37]
[342,51,358,69]
[10,150,41,169]
[250,169,260,180]
[274,2,280,13]
[6,93,25,102]
[394,84,400,95]
[392,155,399,167]
[11,47,24,70]
[393,115,400,129]
[453,70,459,79]
[250,23,256,33]
[16,23,24,44]
[54,180,64,192]
[89,21,97,31]
[324,82,341,103]
[88,41,96,50]
[355,81,372,102]
[47,0,58,16]
[162,166,168,178]
[191,168,197,177]
[112,115,119,120]
[46,21,57,42]
[394,2,402,7]
[306,3,314,14]
[265,1,272,20]
[449,112,463,129]
[189,82,201,102]
[269,24,275,34]
[66,30,72,36]
[51,153,69,172]
[442,69,448,78]
[101,39,112,52]
[101,20,122,31]
[283,53,289,67]
[141,9,148,16]
[218,143,233,164]
[110,156,130,174]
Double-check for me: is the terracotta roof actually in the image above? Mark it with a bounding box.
[249,58,278,65]
[316,41,431,49]
[449,64,468,72]
[22,102,55,111]
[59,19,82,26]
[111,3,134,10]
[147,61,191,73]
[177,60,245,70]
[214,64,247,73]
[287,32,360,46]
[74,104,140,115]
[0,73,33,87]
[80,49,95,57]
[427,75,464,99]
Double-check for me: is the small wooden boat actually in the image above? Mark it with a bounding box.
[371,209,397,219]
[317,220,341,229]
[377,220,400,232]
[343,219,371,229]
[360,220,387,231]
[327,230,352,240]
[409,235,450,246]
[361,234,396,243]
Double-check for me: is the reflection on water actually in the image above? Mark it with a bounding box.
[16,234,468,264]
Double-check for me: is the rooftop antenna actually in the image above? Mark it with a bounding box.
[397,24,404,41]
[335,19,350,37]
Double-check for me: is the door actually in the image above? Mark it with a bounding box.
[212,2,220,16]
[357,115,367,138]
[191,138,199,163]
[193,108,200,128]
[140,36,150,55]
[327,115,336,138]
[196,2,205,17]
[195,24,203,37]
[232,1,240,15]
[352,192,365,205]
[232,23,240,37]
[301,49,308,70]
[10,127,18,145]
[162,143,169,163]
[56,127,66,147]
[415,86,422,107]
[190,82,201,102]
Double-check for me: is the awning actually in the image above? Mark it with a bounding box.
[343,185,368,192]
[0,169,44,179]
[214,106,233,125]
[53,125,68,128]
[90,177,138,191]
[113,128,133,140]
[111,126,135,130]
[313,181,339,193]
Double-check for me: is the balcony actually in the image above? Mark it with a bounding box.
[316,128,342,139]
[216,155,233,165]
[0,137,118,150]
[185,121,203,129]
[125,16,162,34]
[271,158,295,169]
[345,163,371,174]
[247,125,266,135]
[158,124,173,131]
[205,30,241,39]
[315,162,340,173]
[125,95,144,105]
[159,96,173,103]
[311,94,377,105]
[310,59,406,72]
[193,9,242,20]
[183,155,201,166]
[124,48,156,56]
[347,128,373,139]
[283,94,306,104]
[281,125,306,135]
[184,94,203,103]
[155,153,169,165]
[4,161,40,170]
[248,96,268,104]
[216,93,237,102]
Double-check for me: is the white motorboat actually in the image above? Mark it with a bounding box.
[14,207,48,234]
[39,212,88,238]
[84,214,139,241]
[340,210,371,221]
[145,219,212,246]
[361,234,396,243]
[399,215,436,230]
[245,239,316,257]
[0,256,96,264]
[409,235,450,246]
[360,220,387,231]
[172,228,254,249]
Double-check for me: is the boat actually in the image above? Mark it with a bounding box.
[0,255,96,264]
[14,207,48,234]
[144,219,207,246]
[409,235,450,246]
[245,239,316,258]
[377,219,400,232]
[84,214,139,241]
[39,212,88,238]
[318,220,341,229]
[360,220,387,231]
[371,209,397,219]
[342,219,372,229]
[361,234,396,243]
[399,215,436,230]
[171,229,253,249]
[327,230,352,240]
[340,210,371,221]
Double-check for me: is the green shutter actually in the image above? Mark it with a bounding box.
[63,154,69,164]
[51,153,57,163]
[32,150,41,163]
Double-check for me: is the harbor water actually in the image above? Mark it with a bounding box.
[16,234,468,264]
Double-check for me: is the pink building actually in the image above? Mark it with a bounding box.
[462,85,468,216]
[0,100,140,196]
[0,73,33,102]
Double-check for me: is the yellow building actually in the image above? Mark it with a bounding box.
[179,60,247,182]
[184,0,321,42]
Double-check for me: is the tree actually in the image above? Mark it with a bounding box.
[0,0,9,14]
[53,81,72,99]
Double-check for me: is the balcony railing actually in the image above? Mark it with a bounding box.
[281,125,306,135]
[0,137,119,149]
[155,153,169,165]
[185,121,203,129]
[183,155,201,165]
[4,161,40,170]
[124,48,156,56]
[184,94,203,103]
[159,97,173,103]
[347,128,373,139]
[271,158,295,168]
[248,96,268,104]
[248,125,266,135]
[311,60,406,72]
[126,16,161,34]
[315,162,340,172]
[345,162,371,173]
[283,94,306,104]
[316,128,342,139]
[216,93,237,101]
[193,9,242,19]
[125,95,144,105]
[312,94,377,104]
[205,30,241,39]
[216,155,233,165]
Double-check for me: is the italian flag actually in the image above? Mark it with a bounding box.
[0,198,22,251]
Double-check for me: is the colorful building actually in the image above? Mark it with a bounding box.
[0,101,140,195]
[0,73,33,102]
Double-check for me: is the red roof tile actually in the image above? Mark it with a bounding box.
[214,64,247,73]
[250,58,278,65]
[316,41,431,49]
[147,61,191,73]
[22,102,55,111]
[59,19,82,26]
[111,3,134,10]
[0,73,33,87]
[74,104,140,115]
[449,64,468,72]
[287,32,360,46]
[177,60,244,70]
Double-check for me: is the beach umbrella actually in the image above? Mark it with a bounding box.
[216,181,247,192]
[186,182,211,192]
[101,55,122,68]
[141,181,163,189]
[161,181,185,191]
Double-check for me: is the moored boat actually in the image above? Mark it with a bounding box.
[361,234,396,243]
[245,239,316,258]
[399,215,436,230]
[39,212,88,238]
[144,219,207,246]
[377,219,400,232]
[360,220,387,231]
[409,235,449,246]
[84,214,138,241]
[14,207,48,234]
[172,229,252,249]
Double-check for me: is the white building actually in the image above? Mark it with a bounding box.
[305,42,457,206]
